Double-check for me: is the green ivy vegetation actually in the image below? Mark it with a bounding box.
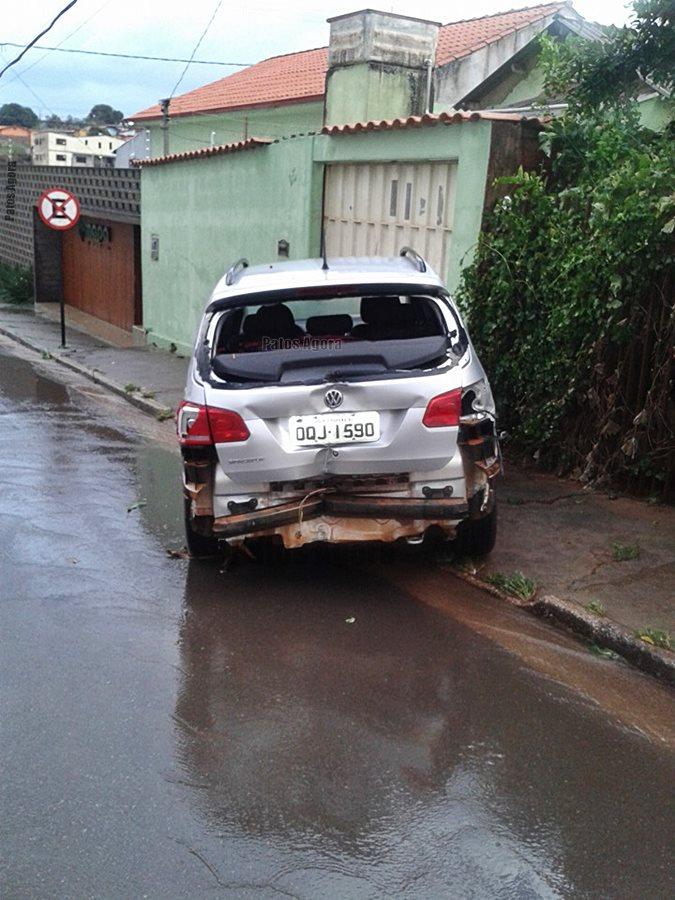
[0,261,33,305]
[458,3,674,497]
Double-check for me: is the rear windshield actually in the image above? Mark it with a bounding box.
[207,293,465,386]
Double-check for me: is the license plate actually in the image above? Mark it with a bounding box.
[290,411,380,446]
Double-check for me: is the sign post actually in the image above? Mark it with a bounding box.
[37,188,81,348]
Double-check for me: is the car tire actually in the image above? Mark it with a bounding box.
[456,500,498,557]
[184,496,221,559]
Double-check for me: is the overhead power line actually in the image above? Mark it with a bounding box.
[0,0,80,81]
[3,0,114,85]
[170,0,224,98]
[0,41,251,68]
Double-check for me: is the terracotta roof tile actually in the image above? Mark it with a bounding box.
[321,109,545,135]
[435,3,565,66]
[133,136,274,167]
[132,3,566,121]
[0,125,32,139]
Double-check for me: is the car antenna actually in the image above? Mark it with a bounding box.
[320,167,329,270]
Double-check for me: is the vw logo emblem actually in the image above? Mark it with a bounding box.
[324,389,343,409]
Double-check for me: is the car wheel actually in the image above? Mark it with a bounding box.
[456,500,498,557]
[184,496,221,559]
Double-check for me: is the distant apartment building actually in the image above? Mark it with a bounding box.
[31,131,125,167]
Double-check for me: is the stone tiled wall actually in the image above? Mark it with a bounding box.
[0,160,140,268]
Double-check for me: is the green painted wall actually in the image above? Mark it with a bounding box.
[638,95,674,131]
[465,54,546,110]
[498,61,546,107]
[314,120,494,291]
[140,136,322,352]
[144,101,324,157]
[325,64,422,126]
[141,121,494,350]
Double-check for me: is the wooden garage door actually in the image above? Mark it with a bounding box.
[324,161,457,277]
[62,217,138,332]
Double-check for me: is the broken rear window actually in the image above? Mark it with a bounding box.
[207,292,465,386]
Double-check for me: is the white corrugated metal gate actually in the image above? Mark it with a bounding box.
[323,161,457,276]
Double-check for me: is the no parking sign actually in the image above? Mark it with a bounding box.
[36,187,81,348]
[37,187,81,231]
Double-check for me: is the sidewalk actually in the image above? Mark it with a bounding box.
[1,302,673,676]
[0,303,187,415]
[475,466,674,635]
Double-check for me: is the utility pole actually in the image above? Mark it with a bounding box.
[159,98,170,156]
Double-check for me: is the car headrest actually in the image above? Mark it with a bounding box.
[306,314,353,336]
[259,303,295,329]
[242,311,265,339]
[360,296,401,323]
[385,303,416,326]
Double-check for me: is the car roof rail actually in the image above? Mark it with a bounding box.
[399,246,427,273]
[225,257,249,286]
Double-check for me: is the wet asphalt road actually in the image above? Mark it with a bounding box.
[1,342,674,900]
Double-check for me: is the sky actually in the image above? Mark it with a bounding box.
[0,0,635,121]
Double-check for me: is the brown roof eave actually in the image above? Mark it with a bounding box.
[133,136,274,167]
[132,93,325,123]
[321,109,545,135]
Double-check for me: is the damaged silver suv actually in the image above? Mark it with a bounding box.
[178,249,500,558]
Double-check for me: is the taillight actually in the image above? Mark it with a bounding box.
[208,406,250,443]
[176,401,249,445]
[422,389,462,428]
[177,402,211,445]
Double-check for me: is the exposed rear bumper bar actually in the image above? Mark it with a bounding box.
[212,494,470,539]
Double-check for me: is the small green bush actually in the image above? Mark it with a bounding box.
[0,261,33,305]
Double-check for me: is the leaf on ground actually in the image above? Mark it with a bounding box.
[588,643,619,660]
[166,547,189,559]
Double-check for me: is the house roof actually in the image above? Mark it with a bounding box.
[132,2,567,121]
[0,125,32,139]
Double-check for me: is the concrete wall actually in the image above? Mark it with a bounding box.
[140,136,322,352]
[325,9,438,125]
[325,64,424,126]
[0,162,140,269]
[143,101,324,157]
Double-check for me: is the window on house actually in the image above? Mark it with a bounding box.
[98,141,102,148]
[55,138,66,145]
[389,180,398,217]
[75,155,87,163]
[404,182,413,221]
[55,154,67,161]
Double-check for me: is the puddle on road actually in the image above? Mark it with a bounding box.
[170,557,675,899]
[0,347,70,406]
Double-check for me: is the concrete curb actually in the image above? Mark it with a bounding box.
[0,325,175,422]
[447,566,674,686]
[531,595,675,686]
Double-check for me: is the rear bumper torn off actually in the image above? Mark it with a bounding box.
[211,493,471,540]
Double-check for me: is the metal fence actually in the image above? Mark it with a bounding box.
[0,160,141,268]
